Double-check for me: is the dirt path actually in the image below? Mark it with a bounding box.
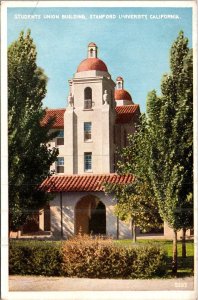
[9,275,194,291]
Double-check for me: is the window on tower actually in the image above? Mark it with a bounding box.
[56,129,64,146]
[84,122,92,141]
[84,152,92,172]
[90,48,93,57]
[56,157,64,173]
[117,82,122,89]
[84,87,92,109]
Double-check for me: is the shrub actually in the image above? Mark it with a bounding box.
[9,237,167,278]
[61,235,167,279]
[132,245,168,278]
[9,240,63,276]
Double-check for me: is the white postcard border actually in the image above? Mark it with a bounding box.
[1,1,197,300]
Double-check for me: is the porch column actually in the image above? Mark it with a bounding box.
[39,209,45,231]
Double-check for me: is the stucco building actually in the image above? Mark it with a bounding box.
[36,42,139,239]
[18,42,192,240]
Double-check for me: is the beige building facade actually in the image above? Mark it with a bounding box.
[41,43,138,239]
[17,43,192,240]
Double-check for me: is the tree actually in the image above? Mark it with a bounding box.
[106,32,193,274]
[147,31,193,273]
[105,117,163,242]
[8,30,59,231]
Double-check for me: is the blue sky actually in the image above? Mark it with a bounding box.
[7,7,192,112]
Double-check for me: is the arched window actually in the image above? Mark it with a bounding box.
[84,87,92,109]
[117,82,122,89]
[90,48,93,57]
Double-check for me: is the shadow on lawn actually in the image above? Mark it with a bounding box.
[167,256,194,278]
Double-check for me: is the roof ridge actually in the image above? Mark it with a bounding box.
[40,173,134,192]
[115,104,138,108]
[45,108,66,111]
[51,173,118,178]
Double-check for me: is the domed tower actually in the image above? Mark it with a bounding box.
[69,42,115,108]
[76,43,109,73]
[64,43,116,175]
[115,76,133,106]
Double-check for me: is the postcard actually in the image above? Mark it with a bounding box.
[1,1,197,300]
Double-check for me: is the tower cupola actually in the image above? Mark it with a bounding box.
[115,76,133,106]
[77,43,108,73]
[88,42,98,58]
[116,76,124,90]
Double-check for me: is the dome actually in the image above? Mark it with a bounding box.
[88,42,97,47]
[115,89,132,102]
[116,76,123,81]
[77,58,108,72]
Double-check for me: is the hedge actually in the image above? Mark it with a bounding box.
[9,240,63,276]
[9,236,168,278]
[61,235,168,278]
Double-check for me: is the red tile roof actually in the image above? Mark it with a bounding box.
[41,109,65,129]
[115,105,140,124]
[40,173,134,193]
[77,58,108,72]
[41,105,140,128]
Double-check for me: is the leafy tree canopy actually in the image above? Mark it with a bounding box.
[105,32,193,250]
[106,116,163,234]
[147,31,193,231]
[8,30,59,230]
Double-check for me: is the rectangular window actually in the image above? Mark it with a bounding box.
[56,157,64,173]
[190,229,194,236]
[84,122,92,141]
[56,130,64,146]
[84,152,92,172]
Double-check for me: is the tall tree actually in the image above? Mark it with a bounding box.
[106,117,163,242]
[106,32,193,274]
[147,31,193,273]
[8,30,59,231]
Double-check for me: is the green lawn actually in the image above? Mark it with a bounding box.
[114,239,194,277]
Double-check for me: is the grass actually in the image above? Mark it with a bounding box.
[114,239,194,278]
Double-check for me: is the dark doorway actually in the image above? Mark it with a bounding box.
[75,196,106,235]
[44,204,51,231]
[89,201,106,235]
[22,213,39,233]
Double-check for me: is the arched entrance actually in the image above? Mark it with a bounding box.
[75,195,106,235]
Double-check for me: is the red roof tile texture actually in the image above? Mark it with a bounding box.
[77,58,108,72]
[115,105,140,124]
[40,173,134,193]
[42,104,140,129]
[41,109,65,129]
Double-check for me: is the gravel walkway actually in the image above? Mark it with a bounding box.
[9,275,194,291]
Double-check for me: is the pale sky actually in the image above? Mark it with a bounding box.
[7,6,192,112]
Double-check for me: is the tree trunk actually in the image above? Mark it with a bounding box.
[116,216,119,240]
[182,228,186,258]
[172,230,178,275]
[131,219,136,243]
